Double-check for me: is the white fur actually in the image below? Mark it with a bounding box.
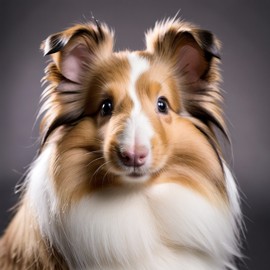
[223,162,242,263]
[27,144,59,240]
[223,163,241,221]
[147,182,238,270]
[122,54,153,151]
[61,188,159,269]
[127,54,149,113]
[27,144,240,270]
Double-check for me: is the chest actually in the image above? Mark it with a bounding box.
[50,184,229,269]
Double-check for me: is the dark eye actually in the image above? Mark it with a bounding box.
[100,99,113,116]
[157,97,168,114]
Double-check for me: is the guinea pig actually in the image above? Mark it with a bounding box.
[0,18,242,270]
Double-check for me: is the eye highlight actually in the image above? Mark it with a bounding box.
[157,97,168,114]
[100,99,113,116]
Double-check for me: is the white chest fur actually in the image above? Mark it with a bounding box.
[62,186,233,270]
[28,146,237,270]
[65,188,161,269]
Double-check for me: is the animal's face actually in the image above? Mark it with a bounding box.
[88,53,179,182]
[40,19,226,203]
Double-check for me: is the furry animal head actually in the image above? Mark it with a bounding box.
[38,18,229,205]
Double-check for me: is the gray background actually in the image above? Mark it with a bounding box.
[0,0,269,269]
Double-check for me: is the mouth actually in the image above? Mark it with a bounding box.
[127,171,146,178]
[119,166,150,183]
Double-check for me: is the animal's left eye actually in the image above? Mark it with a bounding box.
[157,97,168,114]
[100,99,113,117]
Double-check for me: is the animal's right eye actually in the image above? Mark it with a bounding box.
[157,97,168,114]
[100,99,113,116]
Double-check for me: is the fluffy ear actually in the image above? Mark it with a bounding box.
[41,22,114,89]
[145,19,220,84]
[39,22,114,146]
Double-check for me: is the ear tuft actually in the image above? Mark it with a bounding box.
[41,33,69,56]
[192,29,221,60]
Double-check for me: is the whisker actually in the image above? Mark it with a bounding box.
[101,163,113,187]
[86,156,105,168]
[91,161,111,181]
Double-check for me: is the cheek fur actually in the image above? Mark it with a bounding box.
[50,119,117,205]
[159,116,226,202]
[148,113,171,172]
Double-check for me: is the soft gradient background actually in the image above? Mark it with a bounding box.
[0,0,269,269]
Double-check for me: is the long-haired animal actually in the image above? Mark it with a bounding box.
[0,18,241,269]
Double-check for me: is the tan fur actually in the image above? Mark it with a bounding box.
[0,198,67,269]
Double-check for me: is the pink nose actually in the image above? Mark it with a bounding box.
[119,146,149,167]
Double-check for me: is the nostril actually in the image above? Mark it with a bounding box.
[122,151,134,164]
[135,156,145,166]
[135,149,149,166]
[119,150,135,167]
